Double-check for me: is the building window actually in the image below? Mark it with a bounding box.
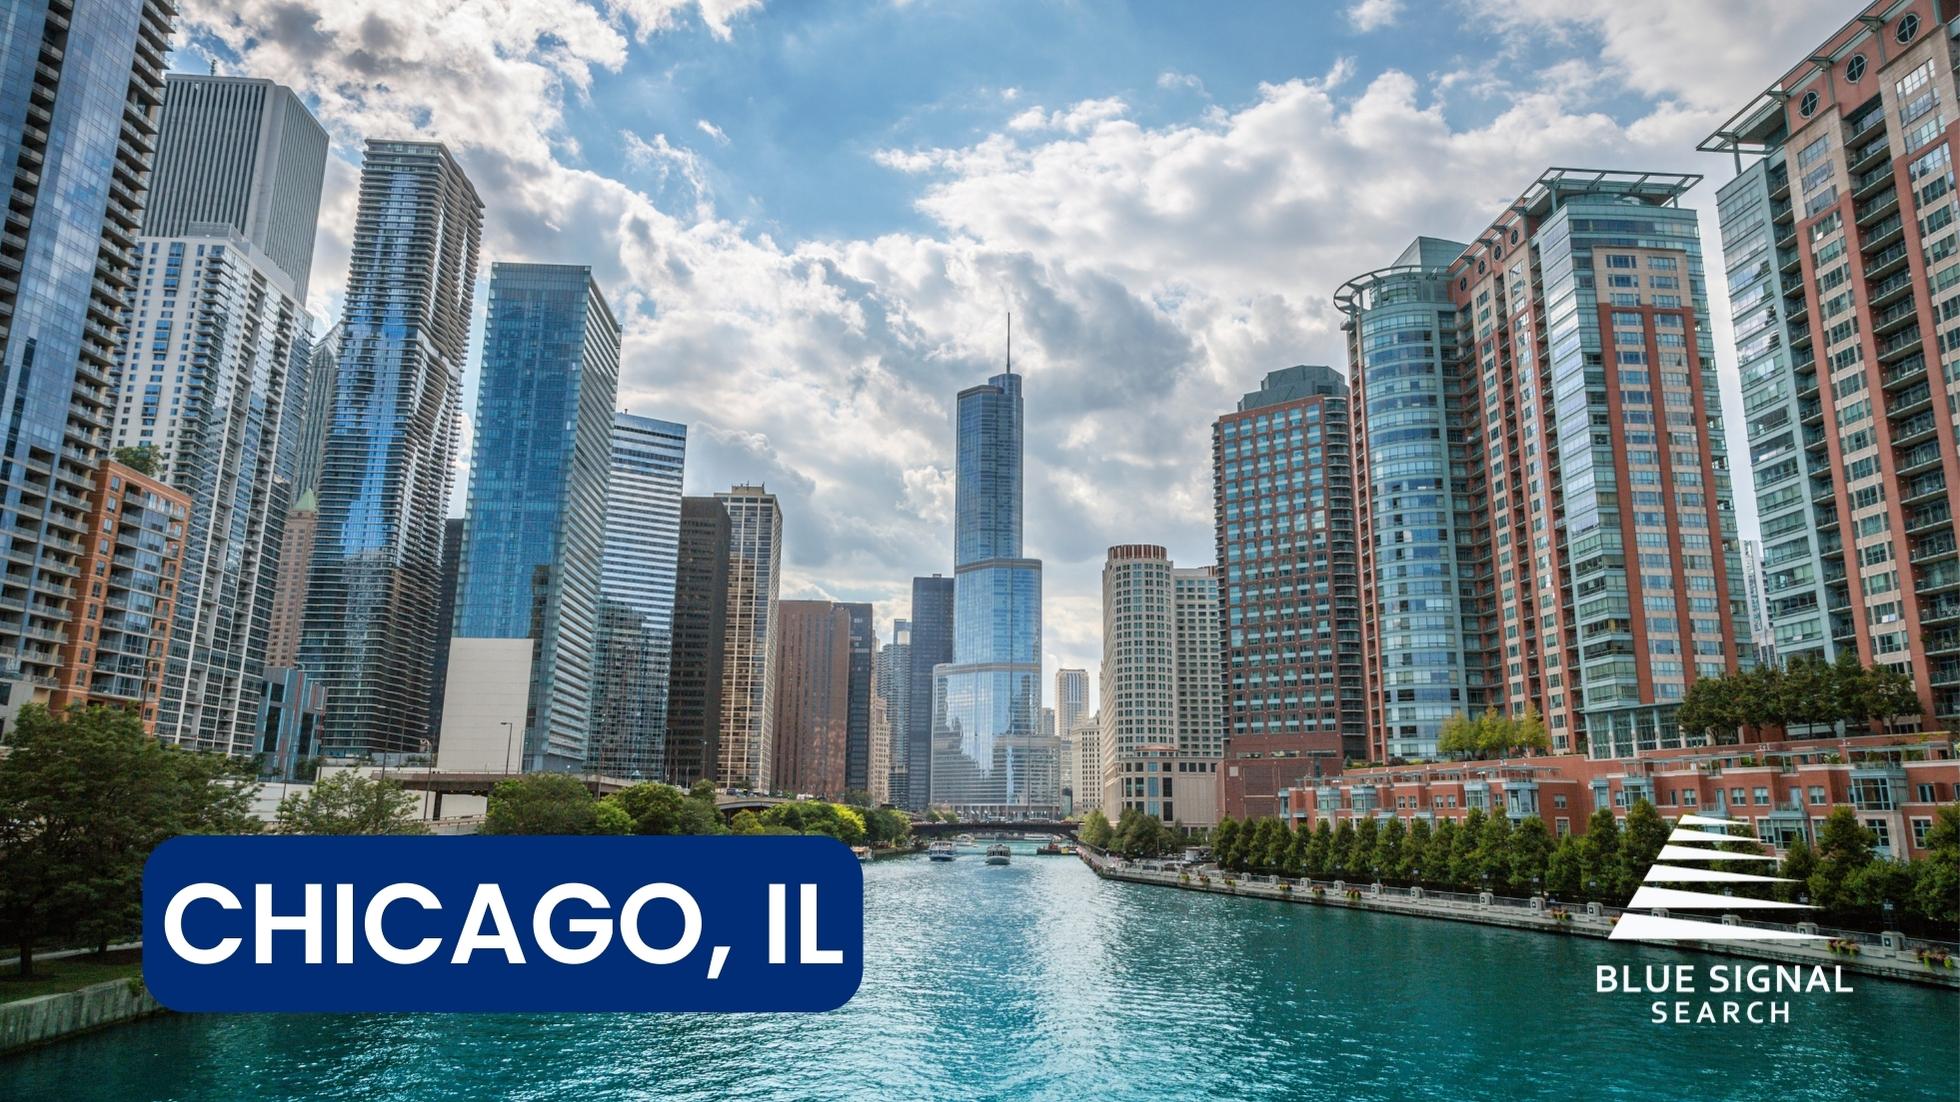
[1912,818,1933,849]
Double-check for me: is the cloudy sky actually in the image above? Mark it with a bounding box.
[179,0,1853,713]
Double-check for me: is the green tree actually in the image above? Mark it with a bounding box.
[0,705,260,973]
[1424,819,1457,886]
[1352,817,1380,880]
[1283,821,1309,877]
[482,774,601,835]
[1437,712,1478,758]
[275,772,429,835]
[759,801,866,845]
[1809,807,1876,913]
[1777,839,1818,905]
[1212,817,1240,868]
[1304,819,1333,877]
[729,809,765,835]
[1451,808,1486,887]
[1330,820,1357,878]
[602,782,688,834]
[1546,835,1583,896]
[1081,809,1113,850]
[1473,807,1513,888]
[1577,808,1625,900]
[1400,818,1430,881]
[1508,815,1554,893]
[1618,800,1668,894]
[594,799,633,834]
[864,807,911,847]
[838,788,874,809]
[1910,805,1960,923]
[113,444,160,476]
[1377,818,1406,881]
[1848,859,1914,919]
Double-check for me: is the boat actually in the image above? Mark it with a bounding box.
[985,844,1011,866]
[1035,842,1065,856]
[852,845,872,863]
[927,841,956,862]
[956,833,976,846]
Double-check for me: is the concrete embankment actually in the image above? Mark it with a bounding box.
[0,977,162,1055]
[1083,853,1960,990]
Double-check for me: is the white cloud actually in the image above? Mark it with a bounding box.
[180,0,1791,689]
[1346,0,1400,33]
[696,118,729,144]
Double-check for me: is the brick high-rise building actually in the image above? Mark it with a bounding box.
[1340,170,1755,762]
[772,599,853,797]
[1702,0,1956,727]
[1213,365,1361,817]
[714,485,783,790]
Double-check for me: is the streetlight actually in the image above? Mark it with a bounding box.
[501,721,516,776]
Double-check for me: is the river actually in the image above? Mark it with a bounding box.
[3,842,1954,1100]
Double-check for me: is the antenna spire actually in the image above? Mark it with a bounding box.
[1005,308,1013,375]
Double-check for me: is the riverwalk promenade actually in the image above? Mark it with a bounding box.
[1080,850,1960,989]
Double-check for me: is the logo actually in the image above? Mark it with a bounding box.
[1608,813,1820,945]
[143,835,863,1012]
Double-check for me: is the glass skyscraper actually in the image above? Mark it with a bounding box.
[300,140,482,758]
[931,369,1054,814]
[113,75,328,759]
[903,574,953,809]
[0,0,173,720]
[450,263,618,771]
[715,486,784,791]
[591,413,686,779]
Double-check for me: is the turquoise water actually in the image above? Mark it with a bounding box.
[4,844,1955,1100]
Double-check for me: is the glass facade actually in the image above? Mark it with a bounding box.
[662,496,727,787]
[0,0,172,713]
[300,140,482,759]
[1338,239,1485,760]
[591,414,685,779]
[715,486,783,791]
[932,371,1054,813]
[119,235,309,757]
[903,574,953,809]
[452,264,619,771]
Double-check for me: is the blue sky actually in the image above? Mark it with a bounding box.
[179,0,1858,707]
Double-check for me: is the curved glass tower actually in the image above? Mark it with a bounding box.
[930,370,1054,814]
[1337,238,1487,761]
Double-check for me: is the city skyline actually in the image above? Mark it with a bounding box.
[171,2,1884,711]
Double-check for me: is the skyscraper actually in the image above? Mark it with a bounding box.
[300,140,482,759]
[139,74,329,298]
[591,414,685,778]
[1341,170,1754,762]
[843,602,875,792]
[1212,365,1360,816]
[877,619,912,803]
[0,0,174,727]
[426,516,463,742]
[664,496,729,787]
[445,264,618,772]
[904,574,954,809]
[114,75,328,757]
[1054,668,1088,750]
[772,600,852,797]
[1098,546,1219,830]
[1337,239,1486,763]
[140,74,329,300]
[932,367,1053,815]
[290,324,340,502]
[1703,2,1952,727]
[716,485,783,790]
[266,491,317,669]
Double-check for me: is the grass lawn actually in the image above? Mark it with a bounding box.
[0,949,143,1003]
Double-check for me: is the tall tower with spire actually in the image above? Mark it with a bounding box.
[929,323,1056,814]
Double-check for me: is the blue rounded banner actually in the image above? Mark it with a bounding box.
[141,835,864,1013]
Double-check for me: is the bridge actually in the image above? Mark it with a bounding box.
[909,820,1077,839]
[376,771,793,815]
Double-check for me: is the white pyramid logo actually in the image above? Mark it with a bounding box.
[1608,814,1823,943]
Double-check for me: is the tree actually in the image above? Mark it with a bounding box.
[759,801,866,846]
[605,783,688,834]
[1377,818,1406,882]
[1330,820,1357,878]
[1212,817,1239,868]
[1352,818,1380,880]
[1618,800,1668,893]
[482,774,601,835]
[0,705,261,973]
[1081,809,1113,850]
[838,788,874,809]
[1451,808,1485,887]
[1424,819,1457,886]
[1283,822,1309,877]
[113,444,159,476]
[1400,818,1430,882]
[1473,808,1512,888]
[729,810,765,835]
[1437,712,1478,758]
[864,807,911,847]
[1257,817,1289,872]
[1809,807,1876,913]
[1546,835,1583,897]
[1777,840,1818,905]
[1577,808,1625,900]
[594,800,633,834]
[1508,815,1554,893]
[1911,805,1960,924]
[275,772,428,835]
[1848,859,1914,919]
